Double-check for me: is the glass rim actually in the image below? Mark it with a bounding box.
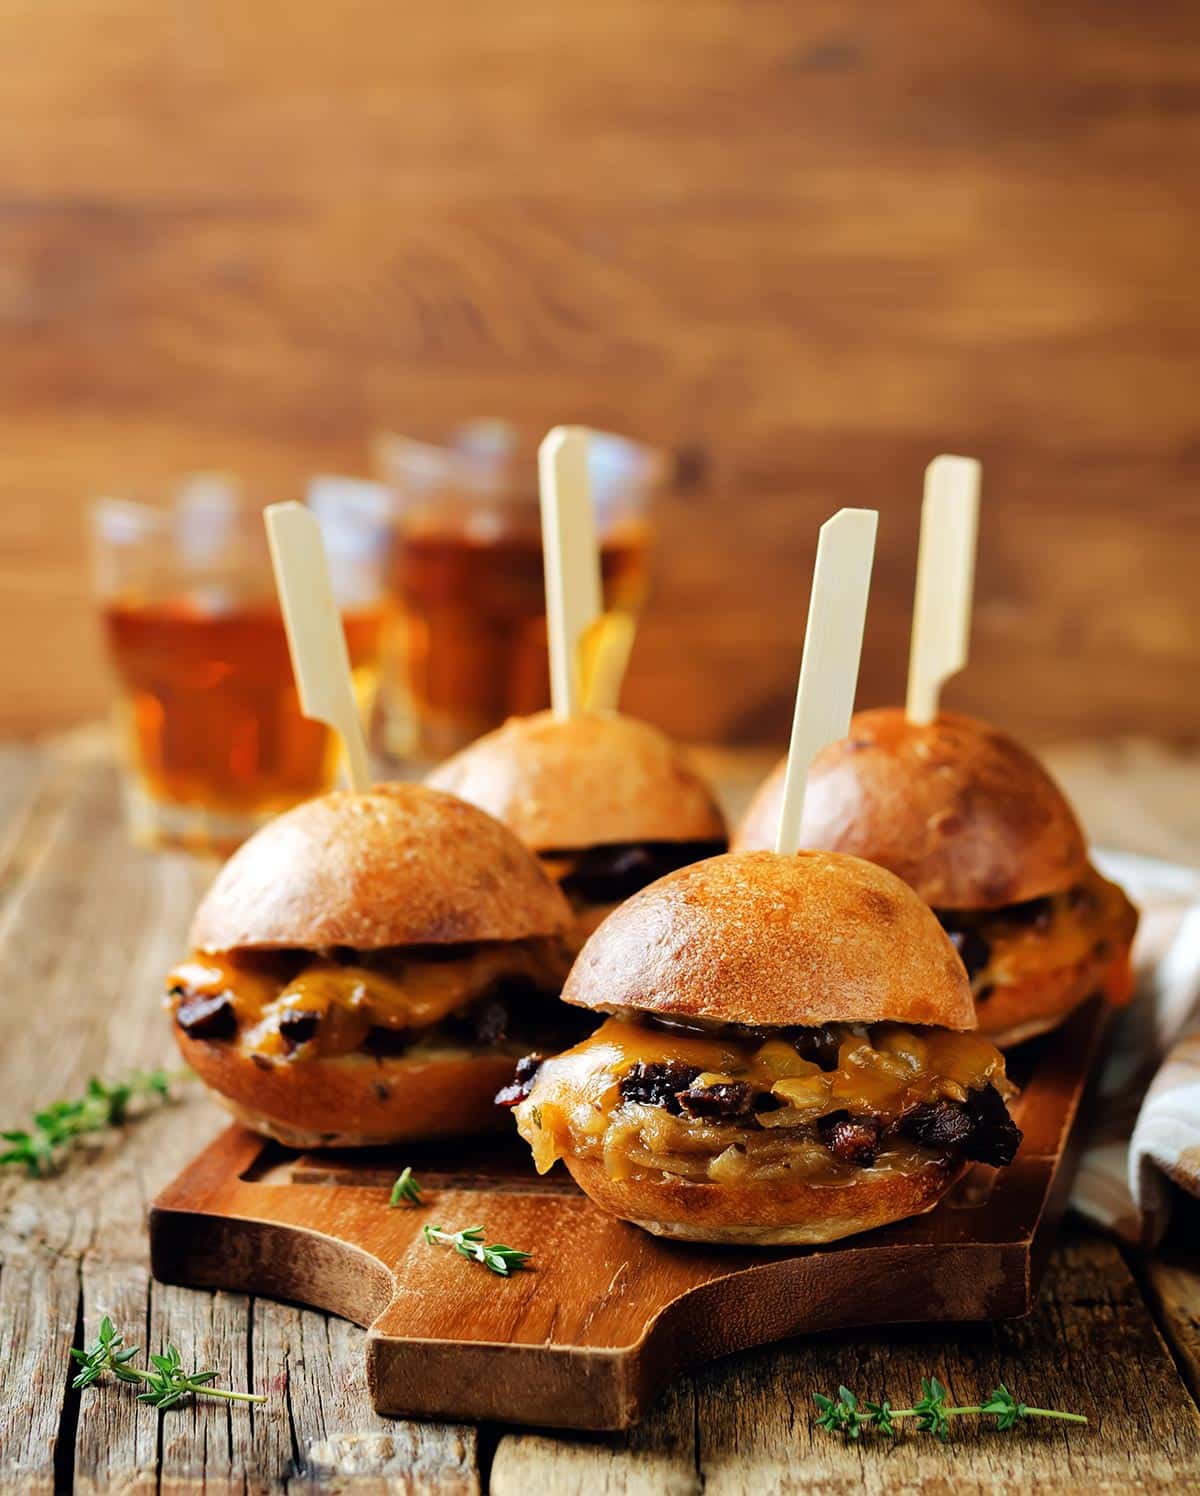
[91,476,257,541]
[373,427,672,508]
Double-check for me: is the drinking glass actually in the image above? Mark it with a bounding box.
[363,422,664,767]
[92,475,388,853]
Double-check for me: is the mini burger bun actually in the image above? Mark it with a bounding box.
[977,949,1126,1048]
[564,849,975,1030]
[426,710,727,853]
[563,1153,967,1245]
[189,783,571,953]
[734,709,1088,910]
[175,1029,520,1148]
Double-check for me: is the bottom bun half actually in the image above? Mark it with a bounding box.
[175,1030,517,1148]
[562,1153,968,1246]
[978,947,1134,1049]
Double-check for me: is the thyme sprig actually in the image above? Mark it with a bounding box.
[814,1379,1086,1441]
[389,1167,423,1207]
[70,1317,265,1410]
[422,1223,532,1276]
[2,1070,177,1177]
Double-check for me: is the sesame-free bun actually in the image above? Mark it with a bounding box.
[426,710,727,853]
[175,1029,520,1148]
[189,784,571,953]
[734,710,1088,909]
[563,1152,967,1245]
[563,849,975,1030]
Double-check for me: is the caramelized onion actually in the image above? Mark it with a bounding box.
[515,1015,1013,1187]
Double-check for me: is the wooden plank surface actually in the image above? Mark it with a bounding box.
[147,984,1106,1432]
[3,1,1200,746]
[0,734,1199,1492]
[492,1235,1200,1495]
[0,737,478,1494]
[1141,1198,1200,1410]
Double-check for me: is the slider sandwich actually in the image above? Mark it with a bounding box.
[166,784,576,1147]
[508,848,1023,1245]
[735,709,1138,1046]
[427,710,728,951]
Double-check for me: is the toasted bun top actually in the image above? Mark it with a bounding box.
[425,710,728,852]
[733,709,1088,909]
[562,849,975,1029]
[190,784,572,953]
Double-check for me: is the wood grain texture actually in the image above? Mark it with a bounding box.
[1042,740,1200,870]
[147,988,1102,1430]
[1,2,1200,743]
[2,736,1200,1490]
[250,1303,480,1495]
[0,738,477,1494]
[1141,1198,1200,1408]
[492,1234,1200,1495]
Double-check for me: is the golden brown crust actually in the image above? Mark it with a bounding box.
[189,784,572,952]
[562,1152,967,1245]
[426,710,728,852]
[733,709,1089,909]
[174,1027,517,1146]
[979,948,1133,1047]
[563,849,976,1029]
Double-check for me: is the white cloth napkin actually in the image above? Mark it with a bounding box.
[1070,849,1200,1247]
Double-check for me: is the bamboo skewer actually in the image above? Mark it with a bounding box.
[264,501,371,794]
[774,508,878,857]
[905,454,981,726]
[538,426,604,720]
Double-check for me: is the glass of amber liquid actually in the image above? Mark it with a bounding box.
[92,477,387,853]
[369,425,663,767]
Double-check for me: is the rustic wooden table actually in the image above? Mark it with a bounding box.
[2,733,1199,1494]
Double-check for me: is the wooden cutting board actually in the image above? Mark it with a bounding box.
[150,998,1107,1431]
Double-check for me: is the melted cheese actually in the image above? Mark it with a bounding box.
[540,854,578,885]
[166,941,567,1060]
[959,865,1138,994]
[515,1016,1009,1186]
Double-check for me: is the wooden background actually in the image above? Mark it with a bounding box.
[2,0,1199,744]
